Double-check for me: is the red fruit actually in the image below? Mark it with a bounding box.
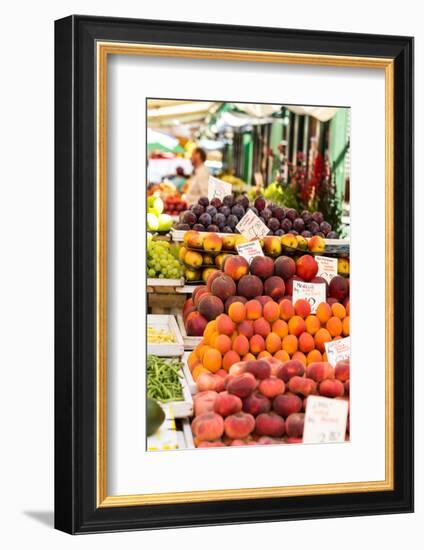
[296,255,318,281]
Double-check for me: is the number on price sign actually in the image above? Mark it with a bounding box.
[292,280,326,313]
[236,209,270,240]
[303,395,348,444]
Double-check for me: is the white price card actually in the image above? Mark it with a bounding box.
[236,240,264,264]
[236,209,270,240]
[315,255,338,284]
[292,280,326,313]
[207,176,232,201]
[303,395,348,444]
[324,336,351,367]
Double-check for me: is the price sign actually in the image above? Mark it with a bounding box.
[236,240,264,264]
[303,395,348,444]
[207,176,232,201]
[324,336,351,367]
[236,209,270,240]
[315,255,338,284]
[292,280,326,313]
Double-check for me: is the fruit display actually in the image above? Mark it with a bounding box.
[182,250,349,336]
[147,196,174,233]
[188,355,350,447]
[147,238,184,279]
[147,356,184,403]
[174,194,340,238]
[186,297,350,377]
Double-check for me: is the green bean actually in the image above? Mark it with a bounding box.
[147,355,184,402]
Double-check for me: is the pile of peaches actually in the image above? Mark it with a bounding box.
[190,355,350,447]
[183,251,349,337]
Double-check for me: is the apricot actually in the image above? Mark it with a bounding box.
[225,295,247,313]
[282,334,298,355]
[326,316,343,337]
[222,350,241,371]
[265,332,282,354]
[279,299,295,321]
[344,299,350,315]
[244,359,271,380]
[193,390,218,416]
[272,319,289,339]
[316,302,332,324]
[294,299,311,319]
[192,365,210,381]
[203,321,218,344]
[314,328,332,353]
[238,319,254,339]
[226,373,257,398]
[188,351,201,371]
[197,344,211,361]
[342,316,350,336]
[292,351,307,366]
[319,379,344,398]
[250,256,275,280]
[250,334,266,355]
[263,300,280,323]
[287,376,317,396]
[228,301,246,323]
[224,412,255,439]
[255,412,285,437]
[298,332,315,353]
[191,412,224,442]
[264,276,286,301]
[216,313,235,336]
[335,360,350,382]
[276,359,305,382]
[274,255,296,280]
[329,275,349,302]
[274,349,290,363]
[285,412,305,438]
[259,377,285,398]
[223,255,249,281]
[198,295,224,321]
[306,361,335,382]
[213,334,231,355]
[331,302,346,320]
[306,349,322,364]
[237,274,264,299]
[288,315,306,337]
[245,299,263,320]
[253,317,271,338]
[214,392,243,417]
[257,350,272,359]
[296,255,318,281]
[232,334,250,357]
[243,352,256,362]
[211,274,237,301]
[203,349,222,373]
[273,393,303,417]
[243,392,271,416]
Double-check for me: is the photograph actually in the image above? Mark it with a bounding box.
[146,99,351,450]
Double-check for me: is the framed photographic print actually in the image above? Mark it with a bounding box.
[54,15,414,534]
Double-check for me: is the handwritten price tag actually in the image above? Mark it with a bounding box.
[324,336,351,367]
[236,210,270,240]
[292,280,326,313]
[303,395,348,444]
[236,240,264,264]
[207,176,232,201]
[315,255,338,284]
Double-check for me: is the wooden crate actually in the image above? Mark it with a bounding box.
[148,292,186,315]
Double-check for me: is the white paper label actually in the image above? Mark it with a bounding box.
[207,176,232,201]
[236,240,264,264]
[315,255,338,283]
[324,336,351,367]
[292,280,326,313]
[236,209,270,240]
[303,395,348,444]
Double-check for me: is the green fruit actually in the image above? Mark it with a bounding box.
[157,213,173,232]
[147,397,165,436]
[147,213,159,231]
[147,196,164,216]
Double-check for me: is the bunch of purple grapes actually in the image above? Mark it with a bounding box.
[251,197,338,238]
[175,195,250,233]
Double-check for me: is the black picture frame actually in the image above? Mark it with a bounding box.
[55,15,414,534]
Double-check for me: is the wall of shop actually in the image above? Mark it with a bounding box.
[0,1,421,549]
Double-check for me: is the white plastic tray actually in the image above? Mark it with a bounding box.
[182,352,197,395]
[147,314,184,357]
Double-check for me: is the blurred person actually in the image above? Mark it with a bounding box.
[167,166,188,192]
[185,147,210,204]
